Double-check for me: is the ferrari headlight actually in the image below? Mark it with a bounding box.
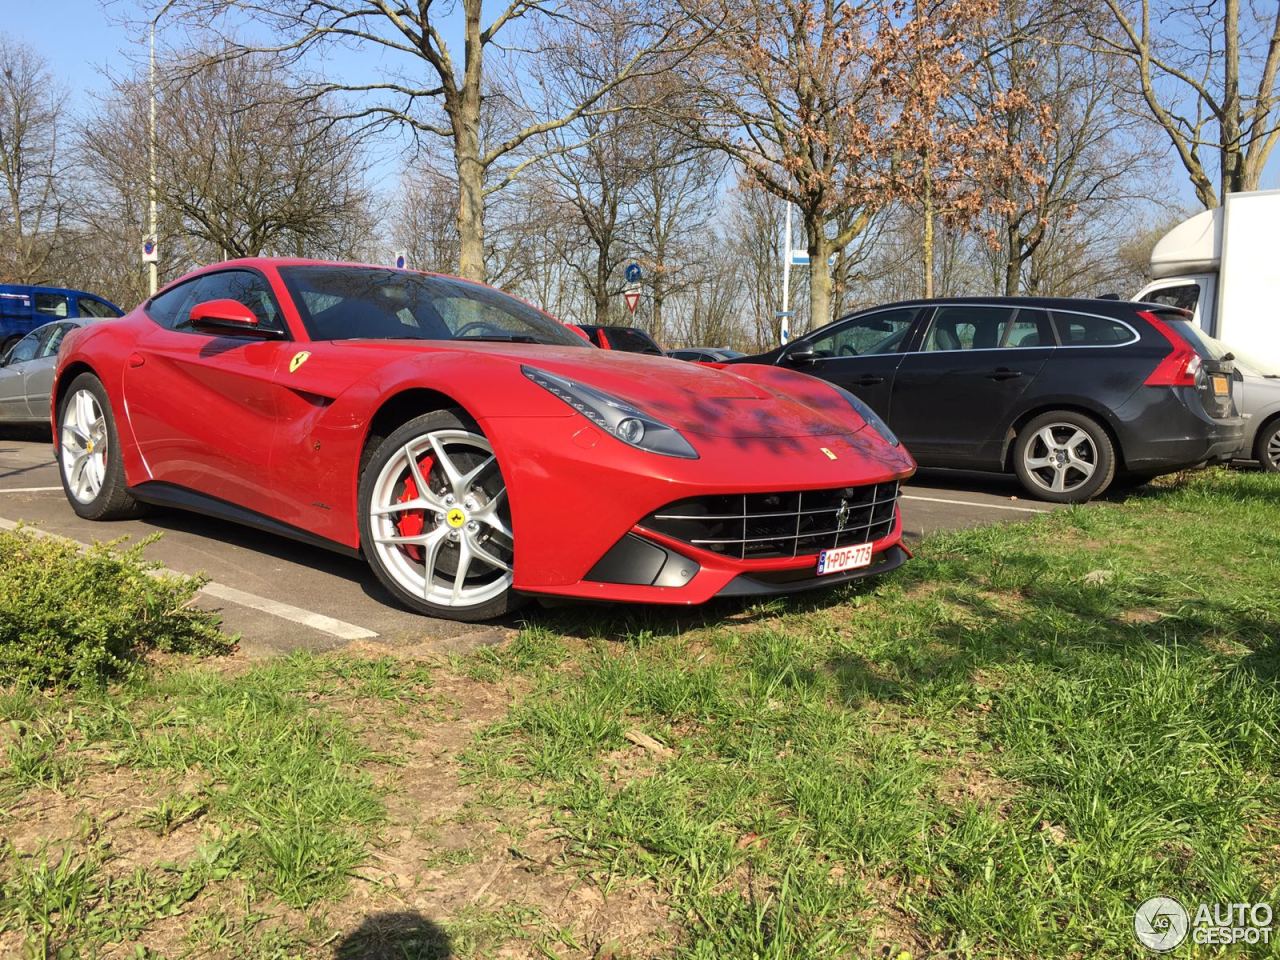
[831,384,900,446]
[522,365,698,459]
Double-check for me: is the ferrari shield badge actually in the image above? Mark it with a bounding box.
[289,351,311,373]
[820,447,838,460]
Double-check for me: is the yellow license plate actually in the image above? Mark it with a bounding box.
[1211,374,1230,397]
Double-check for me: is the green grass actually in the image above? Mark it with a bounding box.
[0,654,412,957]
[1,469,1278,957]
[468,470,1280,958]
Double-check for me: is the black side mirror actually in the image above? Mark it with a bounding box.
[785,344,816,364]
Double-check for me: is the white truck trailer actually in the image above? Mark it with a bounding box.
[1135,189,1279,369]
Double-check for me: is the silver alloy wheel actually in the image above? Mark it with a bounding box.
[1022,423,1098,494]
[368,428,513,609]
[1267,427,1280,467]
[60,388,108,505]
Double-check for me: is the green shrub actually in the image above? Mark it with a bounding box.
[0,531,229,688]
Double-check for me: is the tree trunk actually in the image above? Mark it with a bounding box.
[453,0,487,281]
[1004,221,1021,296]
[594,253,611,324]
[804,210,831,332]
[921,149,934,299]
[1221,0,1243,197]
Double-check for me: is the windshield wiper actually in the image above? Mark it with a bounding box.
[454,334,545,344]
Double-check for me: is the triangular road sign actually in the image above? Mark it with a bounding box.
[624,290,640,314]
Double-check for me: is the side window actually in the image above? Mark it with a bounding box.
[185,270,285,333]
[33,293,70,319]
[1143,284,1199,312]
[5,331,43,365]
[808,309,916,359]
[77,297,122,319]
[146,280,200,330]
[1003,309,1057,348]
[922,306,1018,352]
[36,323,74,359]
[1052,311,1137,346]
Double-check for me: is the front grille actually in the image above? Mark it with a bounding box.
[642,481,900,560]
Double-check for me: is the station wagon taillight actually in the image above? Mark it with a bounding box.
[1139,310,1201,387]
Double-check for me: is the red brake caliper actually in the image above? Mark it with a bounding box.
[395,454,435,562]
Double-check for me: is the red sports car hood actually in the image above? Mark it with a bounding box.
[475,343,863,439]
[299,340,865,439]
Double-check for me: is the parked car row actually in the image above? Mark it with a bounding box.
[0,265,1269,624]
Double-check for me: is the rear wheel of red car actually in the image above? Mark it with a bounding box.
[358,409,523,622]
[1257,419,1280,473]
[57,373,146,520]
[1013,411,1116,504]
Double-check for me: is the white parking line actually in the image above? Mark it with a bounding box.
[0,486,64,493]
[903,494,1049,514]
[0,517,378,641]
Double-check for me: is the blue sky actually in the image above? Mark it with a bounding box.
[4,0,1272,215]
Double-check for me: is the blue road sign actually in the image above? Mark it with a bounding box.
[625,262,642,283]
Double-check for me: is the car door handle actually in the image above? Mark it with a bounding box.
[985,368,1021,381]
[853,375,885,386]
[128,353,145,368]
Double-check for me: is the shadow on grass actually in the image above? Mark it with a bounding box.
[821,569,1280,712]
[333,911,452,960]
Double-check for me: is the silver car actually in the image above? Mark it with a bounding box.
[0,319,88,424]
[1237,359,1280,472]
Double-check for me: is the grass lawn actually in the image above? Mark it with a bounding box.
[2,469,1278,958]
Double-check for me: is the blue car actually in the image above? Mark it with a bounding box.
[0,284,123,354]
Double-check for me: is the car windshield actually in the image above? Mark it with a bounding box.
[278,266,586,346]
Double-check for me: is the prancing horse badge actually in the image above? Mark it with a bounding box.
[289,351,311,373]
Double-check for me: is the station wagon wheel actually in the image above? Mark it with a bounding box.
[1258,420,1280,473]
[358,409,522,622]
[1013,411,1115,504]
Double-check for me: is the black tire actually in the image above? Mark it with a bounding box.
[1256,419,1280,473]
[1012,410,1116,504]
[0,334,21,357]
[358,409,525,622]
[56,372,147,520]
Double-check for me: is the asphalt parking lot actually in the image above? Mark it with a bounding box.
[1,431,1060,656]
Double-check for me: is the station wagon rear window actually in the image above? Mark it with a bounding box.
[1051,312,1137,346]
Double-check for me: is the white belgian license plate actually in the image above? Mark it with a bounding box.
[816,542,873,576]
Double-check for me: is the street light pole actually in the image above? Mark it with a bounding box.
[146,1,177,296]
[148,18,158,296]
[779,202,793,346]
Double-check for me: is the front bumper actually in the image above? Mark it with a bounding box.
[481,413,915,605]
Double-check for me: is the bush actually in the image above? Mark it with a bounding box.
[0,531,230,688]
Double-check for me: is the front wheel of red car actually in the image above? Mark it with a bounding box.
[358,410,524,622]
[57,373,146,520]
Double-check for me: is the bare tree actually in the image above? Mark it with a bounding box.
[679,0,1033,324]
[969,3,1151,294]
[80,50,374,275]
[1089,0,1280,207]
[632,115,724,345]
[394,161,461,275]
[0,36,70,283]
[157,0,696,283]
